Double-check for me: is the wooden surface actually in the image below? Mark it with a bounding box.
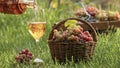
[80,21,120,31]
[109,21,120,27]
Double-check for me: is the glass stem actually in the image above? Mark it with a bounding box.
[35,39,39,57]
[35,39,42,53]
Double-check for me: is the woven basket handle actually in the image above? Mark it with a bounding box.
[49,18,97,42]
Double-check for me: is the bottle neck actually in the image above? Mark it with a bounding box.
[19,0,35,8]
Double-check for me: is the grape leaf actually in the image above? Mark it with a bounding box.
[64,20,78,29]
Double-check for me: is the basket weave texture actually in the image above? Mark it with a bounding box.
[48,18,97,63]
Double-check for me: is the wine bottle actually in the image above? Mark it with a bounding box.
[0,0,35,14]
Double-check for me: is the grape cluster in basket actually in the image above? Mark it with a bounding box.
[53,26,93,42]
[75,6,120,22]
[15,49,33,63]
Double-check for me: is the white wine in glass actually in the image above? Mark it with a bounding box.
[28,22,46,43]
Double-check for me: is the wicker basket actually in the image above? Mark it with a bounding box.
[48,18,97,63]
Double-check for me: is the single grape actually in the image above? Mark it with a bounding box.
[68,35,75,41]
[73,36,79,41]
[21,49,26,54]
[27,52,33,56]
[83,31,91,37]
[25,48,29,54]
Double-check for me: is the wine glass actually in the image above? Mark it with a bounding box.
[28,22,46,45]
[28,22,46,67]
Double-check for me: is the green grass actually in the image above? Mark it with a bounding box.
[0,0,120,68]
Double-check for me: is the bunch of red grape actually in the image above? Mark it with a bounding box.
[53,26,93,42]
[75,6,99,17]
[74,6,99,22]
[79,31,93,41]
[86,6,99,17]
[15,49,33,63]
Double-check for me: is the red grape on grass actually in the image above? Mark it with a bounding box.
[15,49,33,64]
